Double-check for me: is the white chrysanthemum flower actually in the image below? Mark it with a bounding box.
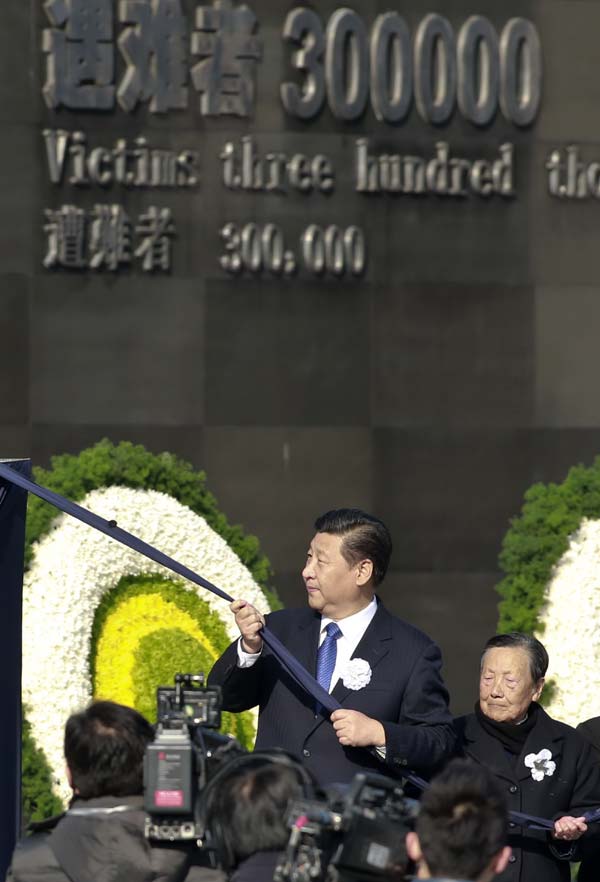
[536,518,600,725]
[23,485,268,802]
[340,658,372,690]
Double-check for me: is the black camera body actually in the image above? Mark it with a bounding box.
[275,773,417,882]
[144,672,241,843]
[143,673,415,878]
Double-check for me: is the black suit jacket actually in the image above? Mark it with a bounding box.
[577,716,600,755]
[455,708,600,882]
[208,602,455,785]
[576,716,600,882]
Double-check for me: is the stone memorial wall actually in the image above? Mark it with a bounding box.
[2,0,599,708]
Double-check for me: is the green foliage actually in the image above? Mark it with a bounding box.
[134,629,253,746]
[25,439,274,592]
[91,573,256,750]
[134,628,217,722]
[90,574,236,682]
[497,456,600,633]
[21,714,63,826]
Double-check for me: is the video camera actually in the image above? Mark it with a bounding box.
[275,773,417,882]
[143,672,245,843]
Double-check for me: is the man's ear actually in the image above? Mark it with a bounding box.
[356,558,373,587]
[491,846,512,876]
[65,764,76,793]
[405,831,422,864]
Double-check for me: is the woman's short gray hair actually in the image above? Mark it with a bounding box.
[481,632,549,683]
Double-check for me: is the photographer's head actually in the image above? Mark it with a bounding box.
[205,752,315,871]
[406,760,511,881]
[64,700,154,799]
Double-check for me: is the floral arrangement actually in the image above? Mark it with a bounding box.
[22,440,277,810]
[497,456,600,725]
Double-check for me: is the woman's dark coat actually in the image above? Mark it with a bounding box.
[454,706,600,882]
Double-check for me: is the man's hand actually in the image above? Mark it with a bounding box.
[552,816,588,841]
[330,709,386,748]
[231,599,265,653]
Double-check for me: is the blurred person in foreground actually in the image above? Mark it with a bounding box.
[454,632,600,882]
[406,758,511,881]
[203,752,314,882]
[209,508,455,786]
[6,700,225,882]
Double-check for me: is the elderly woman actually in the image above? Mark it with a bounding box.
[454,632,600,882]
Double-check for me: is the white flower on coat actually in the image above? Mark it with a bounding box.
[341,658,372,690]
[524,748,556,781]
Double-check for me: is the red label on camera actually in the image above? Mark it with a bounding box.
[155,790,183,807]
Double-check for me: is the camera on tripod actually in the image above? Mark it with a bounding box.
[275,772,417,882]
[143,672,243,843]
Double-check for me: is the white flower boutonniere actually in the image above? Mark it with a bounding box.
[524,748,556,782]
[341,658,372,690]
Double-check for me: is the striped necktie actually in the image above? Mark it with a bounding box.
[316,621,342,693]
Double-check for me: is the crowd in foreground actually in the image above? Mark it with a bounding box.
[2,700,515,882]
[6,674,600,882]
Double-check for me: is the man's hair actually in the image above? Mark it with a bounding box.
[416,759,508,880]
[482,632,549,683]
[64,700,154,799]
[314,508,392,586]
[206,754,312,867]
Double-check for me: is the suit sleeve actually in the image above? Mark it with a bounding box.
[558,736,600,833]
[380,640,456,774]
[577,717,600,760]
[208,639,267,712]
[572,724,600,863]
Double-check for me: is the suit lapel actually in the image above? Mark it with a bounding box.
[274,610,322,724]
[330,602,392,705]
[515,705,565,782]
[304,601,393,739]
[286,609,321,677]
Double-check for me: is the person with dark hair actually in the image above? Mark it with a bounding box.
[453,632,600,882]
[203,752,315,882]
[406,758,511,881]
[6,700,224,882]
[64,699,155,798]
[209,508,455,785]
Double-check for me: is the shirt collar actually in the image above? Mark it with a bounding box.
[320,596,377,641]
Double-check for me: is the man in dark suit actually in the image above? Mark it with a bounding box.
[575,716,600,882]
[208,508,455,785]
